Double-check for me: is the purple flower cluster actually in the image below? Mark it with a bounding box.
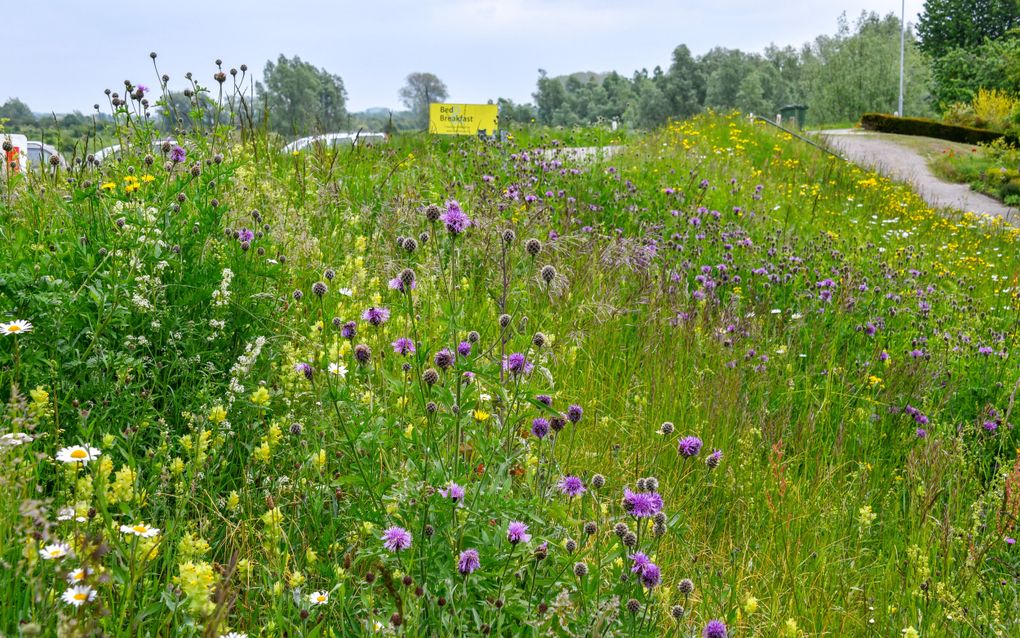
[558,475,585,497]
[392,337,415,356]
[506,521,531,544]
[362,307,390,326]
[678,435,703,458]
[503,353,534,376]
[457,548,480,575]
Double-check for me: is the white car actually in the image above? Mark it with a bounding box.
[93,139,179,164]
[282,132,387,153]
[27,141,68,170]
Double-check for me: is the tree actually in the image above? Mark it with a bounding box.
[917,0,1020,58]
[0,98,37,127]
[660,45,704,119]
[258,55,348,136]
[399,73,449,129]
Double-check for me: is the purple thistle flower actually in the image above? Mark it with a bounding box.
[916,428,927,438]
[438,481,465,503]
[703,619,727,638]
[382,526,412,552]
[294,362,313,381]
[439,200,471,235]
[640,563,661,588]
[503,353,534,376]
[506,521,531,544]
[392,337,415,356]
[678,436,703,458]
[979,346,994,356]
[362,307,390,326]
[531,417,550,439]
[536,394,553,406]
[558,475,586,497]
[170,145,186,163]
[137,84,149,94]
[238,227,254,243]
[340,321,357,340]
[457,341,472,357]
[457,548,480,575]
[622,488,663,518]
[434,348,455,370]
[566,404,583,424]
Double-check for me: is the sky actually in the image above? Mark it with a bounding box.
[5,0,925,115]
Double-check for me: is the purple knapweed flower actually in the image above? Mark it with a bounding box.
[434,348,455,370]
[392,337,415,356]
[457,341,472,357]
[238,227,254,243]
[558,475,585,497]
[622,488,663,518]
[979,346,994,356]
[640,563,661,588]
[678,436,703,458]
[457,548,480,575]
[170,145,186,163]
[439,481,465,503]
[389,276,416,293]
[703,620,727,638]
[439,200,471,235]
[506,521,531,544]
[503,353,534,376]
[294,362,313,381]
[531,418,550,439]
[629,552,652,575]
[340,320,357,339]
[536,394,553,406]
[706,449,723,469]
[362,307,390,326]
[916,428,927,438]
[382,526,412,552]
[566,404,583,424]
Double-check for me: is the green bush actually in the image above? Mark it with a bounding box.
[860,112,1018,145]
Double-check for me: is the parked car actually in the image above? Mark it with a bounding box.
[26,141,68,170]
[282,131,387,154]
[93,139,180,164]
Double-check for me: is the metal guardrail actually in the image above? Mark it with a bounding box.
[751,115,849,162]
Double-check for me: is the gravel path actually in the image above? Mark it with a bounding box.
[817,129,1016,222]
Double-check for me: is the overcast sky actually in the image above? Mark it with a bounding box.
[5,0,924,114]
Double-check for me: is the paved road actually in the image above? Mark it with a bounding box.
[817,129,1017,222]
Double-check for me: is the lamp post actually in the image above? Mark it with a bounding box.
[898,0,906,116]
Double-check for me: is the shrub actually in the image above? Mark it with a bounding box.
[860,112,1018,145]
[972,88,1018,130]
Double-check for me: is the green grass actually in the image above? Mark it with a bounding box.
[930,139,1020,206]
[1,100,1019,638]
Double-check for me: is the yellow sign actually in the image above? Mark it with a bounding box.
[428,103,499,136]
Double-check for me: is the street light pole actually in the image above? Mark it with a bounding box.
[898,0,906,116]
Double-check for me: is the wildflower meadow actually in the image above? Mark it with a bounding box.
[2,62,1019,637]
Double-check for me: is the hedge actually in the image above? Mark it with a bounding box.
[860,113,1018,146]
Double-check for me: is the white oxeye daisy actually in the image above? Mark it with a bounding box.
[0,320,33,335]
[61,584,96,607]
[55,445,102,465]
[308,590,329,605]
[40,542,71,560]
[66,566,89,583]
[119,522,160,538]
[328,362,348,378]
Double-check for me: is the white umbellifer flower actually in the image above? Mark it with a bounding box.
[219,633,248,638]
[55,445,102,465]
[66,567,89,583]
[308,590,329,605]
[119,522,160,538]
[57,506,88,523]
[1,432,33,447]
[328,362,348,378]
[61,585,96,607]
[39,542,71,560]
[0,320,32,335]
